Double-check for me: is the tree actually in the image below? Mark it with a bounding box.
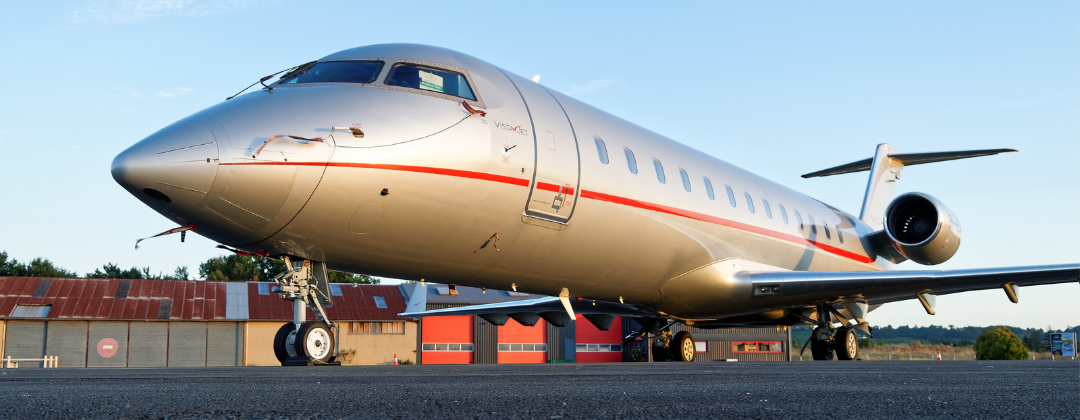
[198,255,380,283]
[0,252,77,277]
[975,326,1029,360]
[199,255,283,281]
[328,271,381,284]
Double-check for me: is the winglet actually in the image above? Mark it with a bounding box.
[402,281,428,315]
[558,287,576,320]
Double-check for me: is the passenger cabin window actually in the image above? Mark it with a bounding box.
[386,63,476,100]
[808,215,818,235]
[704,178,715,200]
[745,193,756,214]
[795,210,804,230]
[779,204,789,224]
[763,199,773,219]
[594,137,609,165]
[725,186,737,208]
[837,225,845,243]
[281,60,384,84]
[624,148,638,174]
[653,159,666,184]
[679,169,692,192]
[823,221,831,240]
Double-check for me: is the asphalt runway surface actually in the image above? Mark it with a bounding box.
[1,361,1077,419]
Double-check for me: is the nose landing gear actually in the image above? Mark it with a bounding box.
[269,257,340,366]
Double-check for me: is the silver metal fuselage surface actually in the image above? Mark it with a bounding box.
[113,44,882,321]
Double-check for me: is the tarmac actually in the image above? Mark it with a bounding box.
[1,360,1077,419]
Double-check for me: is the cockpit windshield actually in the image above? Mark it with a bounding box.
[385,63,476,100]
[280,60,384,84]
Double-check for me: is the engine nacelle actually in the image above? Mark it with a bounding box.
[884,193,961,265]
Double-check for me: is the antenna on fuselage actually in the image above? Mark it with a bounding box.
[531,74,540,83]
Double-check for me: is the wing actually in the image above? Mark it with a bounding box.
[398,282,657,331]
[747,263,1077,302]
[744,263,1079,315]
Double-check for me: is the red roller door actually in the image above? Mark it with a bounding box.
[421,316,473,365]
[498,318,547,364]
[575,315,623,363]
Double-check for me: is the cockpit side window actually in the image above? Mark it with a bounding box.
[386,63,476,100]
[281,61,384,84]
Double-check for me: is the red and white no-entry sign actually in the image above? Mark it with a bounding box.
[97,338,118,358]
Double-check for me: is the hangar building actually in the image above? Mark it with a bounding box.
[0,277,789,367]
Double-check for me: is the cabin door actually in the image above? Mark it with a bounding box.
[516,81,580,224]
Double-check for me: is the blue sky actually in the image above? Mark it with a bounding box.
[0,1,1076,329]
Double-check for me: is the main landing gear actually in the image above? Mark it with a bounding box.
[629,319,696,362]
[270,257,339,365]
[807,302,868,361]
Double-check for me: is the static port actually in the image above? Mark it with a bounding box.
[142,188,172,203]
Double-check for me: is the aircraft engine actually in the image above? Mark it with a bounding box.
[883,192,961,265]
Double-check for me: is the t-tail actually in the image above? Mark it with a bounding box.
[803,143,1017,265]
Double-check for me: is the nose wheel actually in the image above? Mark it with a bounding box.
[274,321,337,364]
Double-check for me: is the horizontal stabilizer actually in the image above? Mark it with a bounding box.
[801,148,1017,178]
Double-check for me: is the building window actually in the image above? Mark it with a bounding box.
[373,296,387,308]
[808,215,818,235]
[732,341,783,353]
[703,178,715,200]
[423,343,475,351]
[594,137,609,165]
[679,168,692,192]
[725,186,737,208]
[349,321,405,334]
[763,199,773,219]
[779,204,789,225]
[10,304,50,318]
[330,284,343,296]
[795,210,804,230]
[653,159,666,184]
[745,193,756,214]
[498,343,549,352]
[258,283,270,295]
[624,148,638,174]
[575,344,622,352]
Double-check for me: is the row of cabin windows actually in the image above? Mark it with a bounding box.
[593,137,843,243]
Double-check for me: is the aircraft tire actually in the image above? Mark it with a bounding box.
[293,321,336,363]
[672,331,696,362]
[834,328,858,360]
[273,322,297,364]
[810,329,834,361]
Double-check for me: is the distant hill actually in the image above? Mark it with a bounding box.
[791,324,1079,351]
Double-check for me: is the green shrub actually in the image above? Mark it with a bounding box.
[975,326,1030,360]
[400,359,414,365]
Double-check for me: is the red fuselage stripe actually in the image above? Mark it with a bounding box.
[221,161,531,187]
[220,161,873,264]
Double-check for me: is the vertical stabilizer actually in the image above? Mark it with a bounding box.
[402,281,428,314]
[859,143,903,230]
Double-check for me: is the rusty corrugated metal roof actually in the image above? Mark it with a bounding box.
[0,277,227,321]
[0,277,409,321]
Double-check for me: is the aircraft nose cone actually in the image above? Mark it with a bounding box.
[112,118,219,213]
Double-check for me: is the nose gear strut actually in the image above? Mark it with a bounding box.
[270,256,340,366]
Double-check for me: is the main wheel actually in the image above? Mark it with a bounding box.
[810,328,834,361]
[273,322,299,364]
[834,327,858,360]
[671,331,696,362]
[293,321,335,363]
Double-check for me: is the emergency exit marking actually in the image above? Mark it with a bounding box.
[98,338,118,358]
